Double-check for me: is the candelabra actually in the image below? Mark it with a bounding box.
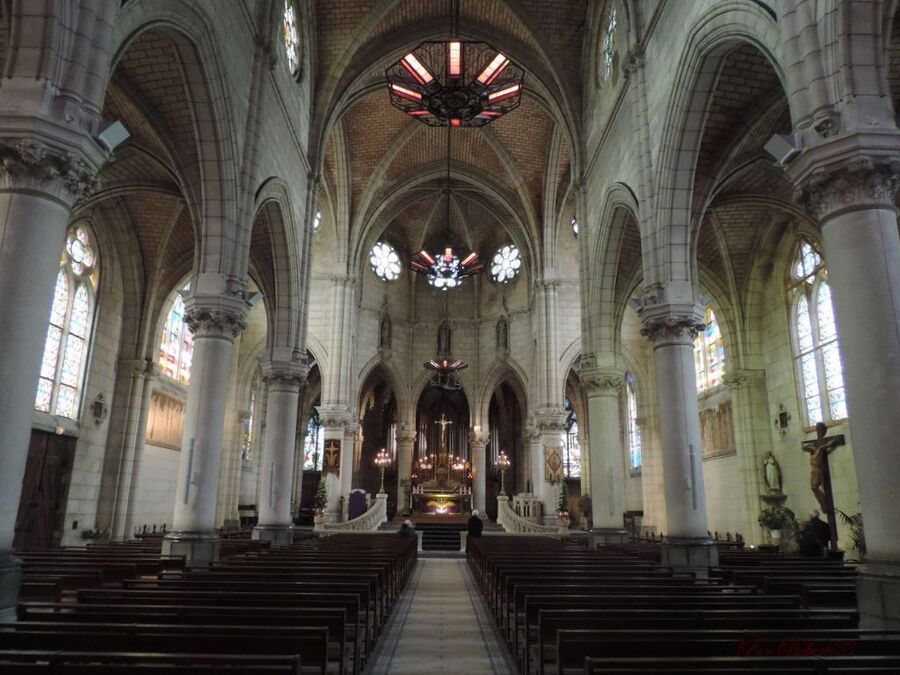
[497,450,511,496]
[375,448,392,494]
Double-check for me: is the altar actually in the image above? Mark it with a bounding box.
[411,490,471,515]
[411,413,473,515]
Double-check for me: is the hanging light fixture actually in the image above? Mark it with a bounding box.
[409,125,483,290]
[386,1,524,127]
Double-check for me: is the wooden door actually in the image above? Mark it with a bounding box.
[13,431,75,551]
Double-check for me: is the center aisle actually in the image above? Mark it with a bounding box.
[368,557,516,674]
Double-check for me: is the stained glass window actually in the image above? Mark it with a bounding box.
[370,241,402,281]
[563,398,581,479]
[626,373,642,470]
[242,373,260,461]
[312,211,321,231]
[601,5,618,81]
[788,238,846,426]
[159,283,194,385]
[694,306,725,392]
[34,225,99,419]
[490,244,522,283]
[282,0,300,76]
[303,408,323,470]
[572,216,579,237]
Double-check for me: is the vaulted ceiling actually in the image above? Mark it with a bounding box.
[314,0,588,274]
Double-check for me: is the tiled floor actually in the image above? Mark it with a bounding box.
[368,558,516,674]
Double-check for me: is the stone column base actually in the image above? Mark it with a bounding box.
[0,550,22,622]
[161,530,220,567]
[661,536,719,577]
[590,528,631,547]
[857,559,900,629]
[251,524,295,548]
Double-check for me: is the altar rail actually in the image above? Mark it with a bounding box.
[496,495,566,535]
[317,493,387,533]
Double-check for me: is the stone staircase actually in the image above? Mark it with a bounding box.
[378,519,504,551]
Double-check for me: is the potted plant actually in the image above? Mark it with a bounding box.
[314,478,328,531]
[758,506,795,544]
[837,510,865,561]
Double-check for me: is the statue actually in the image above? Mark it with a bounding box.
[801,421,845,552]
[762,451,782,494]
[437,319,452,355]
[379,314,391,350]
[496,316,509,352]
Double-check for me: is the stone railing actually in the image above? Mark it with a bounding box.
[497,495,565,535]
[317,493,388,533]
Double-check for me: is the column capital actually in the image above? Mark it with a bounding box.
[396,423,417,445]
[0,138,100,205]
[636,293,705,346]
[721,368,765,389]
[578,364,626,396]
[184,294,250,339]
[261,359,307,391]
[797,155,900,222]
[468,428,490,446]
[316,403,357,433]
[532,407,569,433]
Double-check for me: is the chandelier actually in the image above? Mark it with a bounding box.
[409,126,483,290]
[410,246,483,290]
[386,40,525,127]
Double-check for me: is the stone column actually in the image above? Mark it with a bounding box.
[533,409,569,526]
[580,368,630,545]
[395,425,416,515]
[318,405,355,522]
[252,360,306,547]
[639,302,717,572]
[468,429,489,514]
[799,159,900,628]
[118,361,157,540]
[161,296,248,566]
[0,140,100,621]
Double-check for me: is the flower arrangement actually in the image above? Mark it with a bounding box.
[758,505,795,530]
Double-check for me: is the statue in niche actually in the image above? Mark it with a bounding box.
[762,451,783,494]
[437,319,452,355]
[496,316,509,353]
[379,314,391,350]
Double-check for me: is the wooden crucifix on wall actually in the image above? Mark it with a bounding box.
[801,421,845,552]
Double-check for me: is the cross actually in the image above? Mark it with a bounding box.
[436,413,453,443]
[801,421,845,552]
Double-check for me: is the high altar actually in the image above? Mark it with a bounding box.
[411,414,472,514]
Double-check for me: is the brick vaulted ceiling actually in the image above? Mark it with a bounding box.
[692,43,796,301]
[91,29,214,298]
[316,0,587,265]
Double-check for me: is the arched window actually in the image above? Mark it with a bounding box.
[34,225,100,419]
[694,306,725,392]
[158,283,194,385]
[563,398,581,478]
[626,373,642,471]
[282,0,300,77]
[788,238,847,426]
[600,4,618,81]
[303,408,323,470]
[241,372,260,461]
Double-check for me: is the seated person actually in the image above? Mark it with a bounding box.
[398,519,416,537]
[467,509,484,538]
[798,509,830,557]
